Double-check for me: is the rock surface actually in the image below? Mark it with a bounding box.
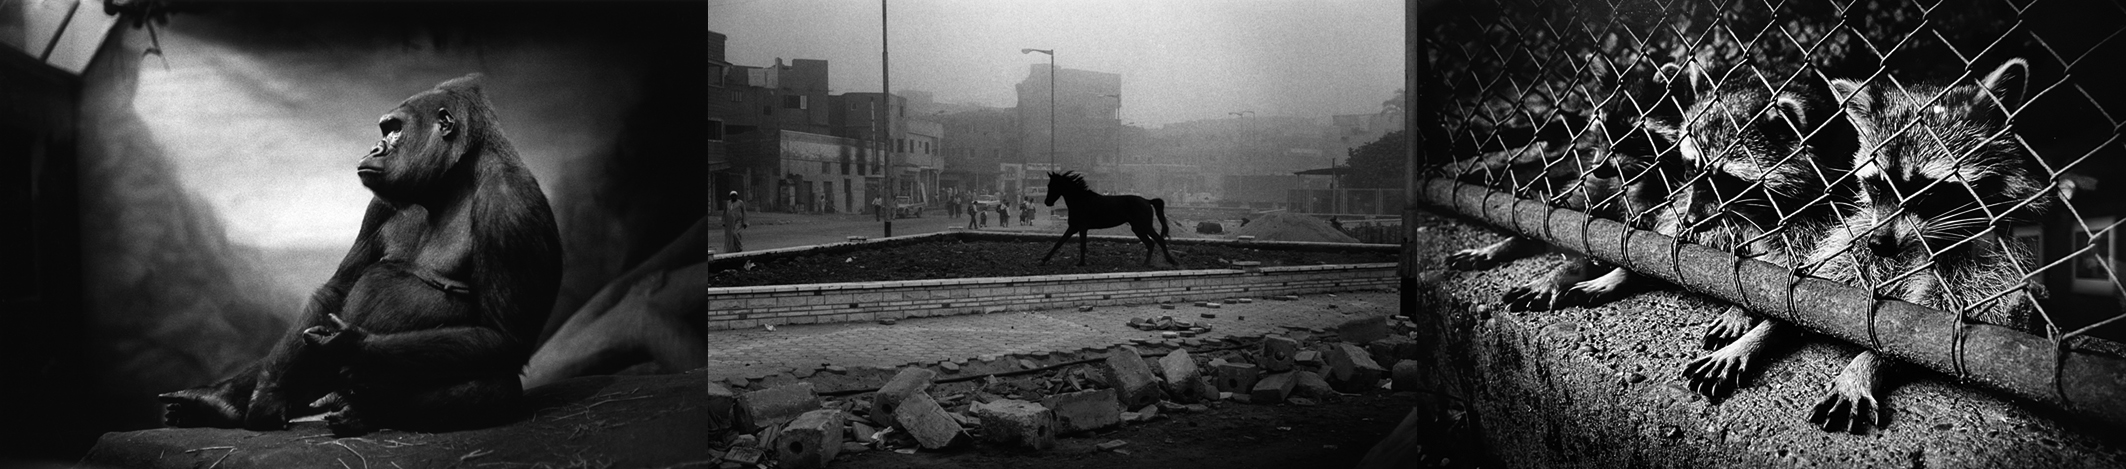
[78,371,711,469]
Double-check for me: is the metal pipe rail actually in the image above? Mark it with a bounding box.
[1416,177,2126,431]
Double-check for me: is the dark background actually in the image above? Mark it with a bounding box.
[1,1,705,462]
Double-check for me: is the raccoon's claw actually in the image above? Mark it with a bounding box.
[1445,249,1498,271]
[1703,308,1754,350]
[1807,380,1884,435]
[1681,350,1751,399]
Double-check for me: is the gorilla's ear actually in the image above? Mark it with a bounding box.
[438,108,458,140]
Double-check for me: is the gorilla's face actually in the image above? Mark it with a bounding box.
[358,94,462,203]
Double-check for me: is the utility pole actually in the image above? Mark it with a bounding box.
[881,0,892,237]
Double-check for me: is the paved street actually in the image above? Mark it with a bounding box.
[702,290,1400,383]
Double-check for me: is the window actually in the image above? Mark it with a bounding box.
[783,95,808,110]
[708,65,725,87]
[707,120,724,142]
[821,161,830,174]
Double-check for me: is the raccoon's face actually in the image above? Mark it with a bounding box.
[1671,86,1833,229]
[1844,83,2049,258]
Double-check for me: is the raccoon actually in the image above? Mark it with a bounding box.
[1520,61,1860,359]
[1446,58,1689,312]
[1796,58,2050,434]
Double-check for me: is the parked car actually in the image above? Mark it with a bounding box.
[893,196,925,218]
[972,194,1001,210]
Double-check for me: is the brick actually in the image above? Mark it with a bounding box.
[1102,346,1165,408]
[1251,371,1297,404]
[1392,359,1424,392]
[709,381,751,435]
[872,367,937,427]
[776,409,846,469]
[1259,335,1300,372]
[1157,349,1204,403]
[1293,371,1335,400]
[1214,362,1260,394]
[739,382,819,430]
[894,392,963,449]
[970,399,1057,450]
[1041,388,1121,434]
[1336,315,1390,344]
[1324,343,1387,392]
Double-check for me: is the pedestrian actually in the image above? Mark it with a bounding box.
[977,204,989,229]
[996,202,1010,229]
[721,191,748,254]
[1020,201,1034,226]
[872,196,883,221]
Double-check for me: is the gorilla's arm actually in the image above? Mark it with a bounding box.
[245,199,392,429]
[469,161,565,366]
[342,326,523,378]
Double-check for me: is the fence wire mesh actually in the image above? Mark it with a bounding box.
[1414,0,2126,431]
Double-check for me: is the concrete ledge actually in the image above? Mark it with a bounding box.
[707,262,1397,330]
[1406,212,2126,468]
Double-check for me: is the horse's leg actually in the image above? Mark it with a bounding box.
[1077,229,1091,266]
[1133,229,1155,266]
[1041,227,1078,265]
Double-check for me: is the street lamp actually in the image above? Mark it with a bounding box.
[882,0,893,237]
[1022,48,1055,175]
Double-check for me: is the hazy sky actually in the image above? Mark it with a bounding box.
[707,0,1405,127]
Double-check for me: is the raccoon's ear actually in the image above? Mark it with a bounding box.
[1655,61,1713,98]
[1981,58,2030,112]
[1828,79,1870,114]
[1771,94,1813,133]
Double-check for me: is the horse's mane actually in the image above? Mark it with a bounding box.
[1049,171,1090,194]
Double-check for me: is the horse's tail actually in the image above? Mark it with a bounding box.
[1151,198,1171,239]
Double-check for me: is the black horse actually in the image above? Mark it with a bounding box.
[1040,171,1180,266]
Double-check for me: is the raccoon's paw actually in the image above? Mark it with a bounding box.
[1807,377,1885,435]
[1502,277,1568,311]
[1559,269,1630,307]
[1680,349,1752,399]
[1703,308,1755,350]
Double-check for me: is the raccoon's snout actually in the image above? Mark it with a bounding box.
[1868,230,1904,257]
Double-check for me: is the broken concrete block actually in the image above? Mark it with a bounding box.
[873,367,938,428]
[971,399,1057,450]
[1337,315,1391,344]
[709,381,752,435]
[1294,371,1335,400]
[1368,334,1419,366]
[1103,346,1165,408]
[1095,439,1129,451]
[1214,362,1261,394]
[1158,349,1204,403]
[1293,350,1323,368]
[1041,388,1122,434]
[1134,404,1160,422]
[1392,359,1424,392]
[893,392,963,449]
[850,421,879,444]
[1251,371,1298,404]
[1197,375,1222,402]
[1260,335,1301,372]
[1325,343,1388,392]
[777,409,846,469]
[739,382,820,430]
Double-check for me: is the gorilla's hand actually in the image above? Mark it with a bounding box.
[303,314,368,358]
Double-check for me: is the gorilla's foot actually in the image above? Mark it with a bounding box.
[157,387,245,428]
[325,405,375,437]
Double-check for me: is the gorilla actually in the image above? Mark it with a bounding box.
[157,74,563,436]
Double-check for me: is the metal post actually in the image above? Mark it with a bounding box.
[881,0,893,238]
[1401,0,1423,319]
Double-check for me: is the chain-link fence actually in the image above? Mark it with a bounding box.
[1412,0,2126,433]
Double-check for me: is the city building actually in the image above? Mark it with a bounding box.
[938,106,1018,196]
[1016,64,1120,196]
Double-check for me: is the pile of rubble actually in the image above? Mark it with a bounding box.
[705,313,1423,469]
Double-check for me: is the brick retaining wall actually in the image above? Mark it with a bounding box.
[706,263,1398,330]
